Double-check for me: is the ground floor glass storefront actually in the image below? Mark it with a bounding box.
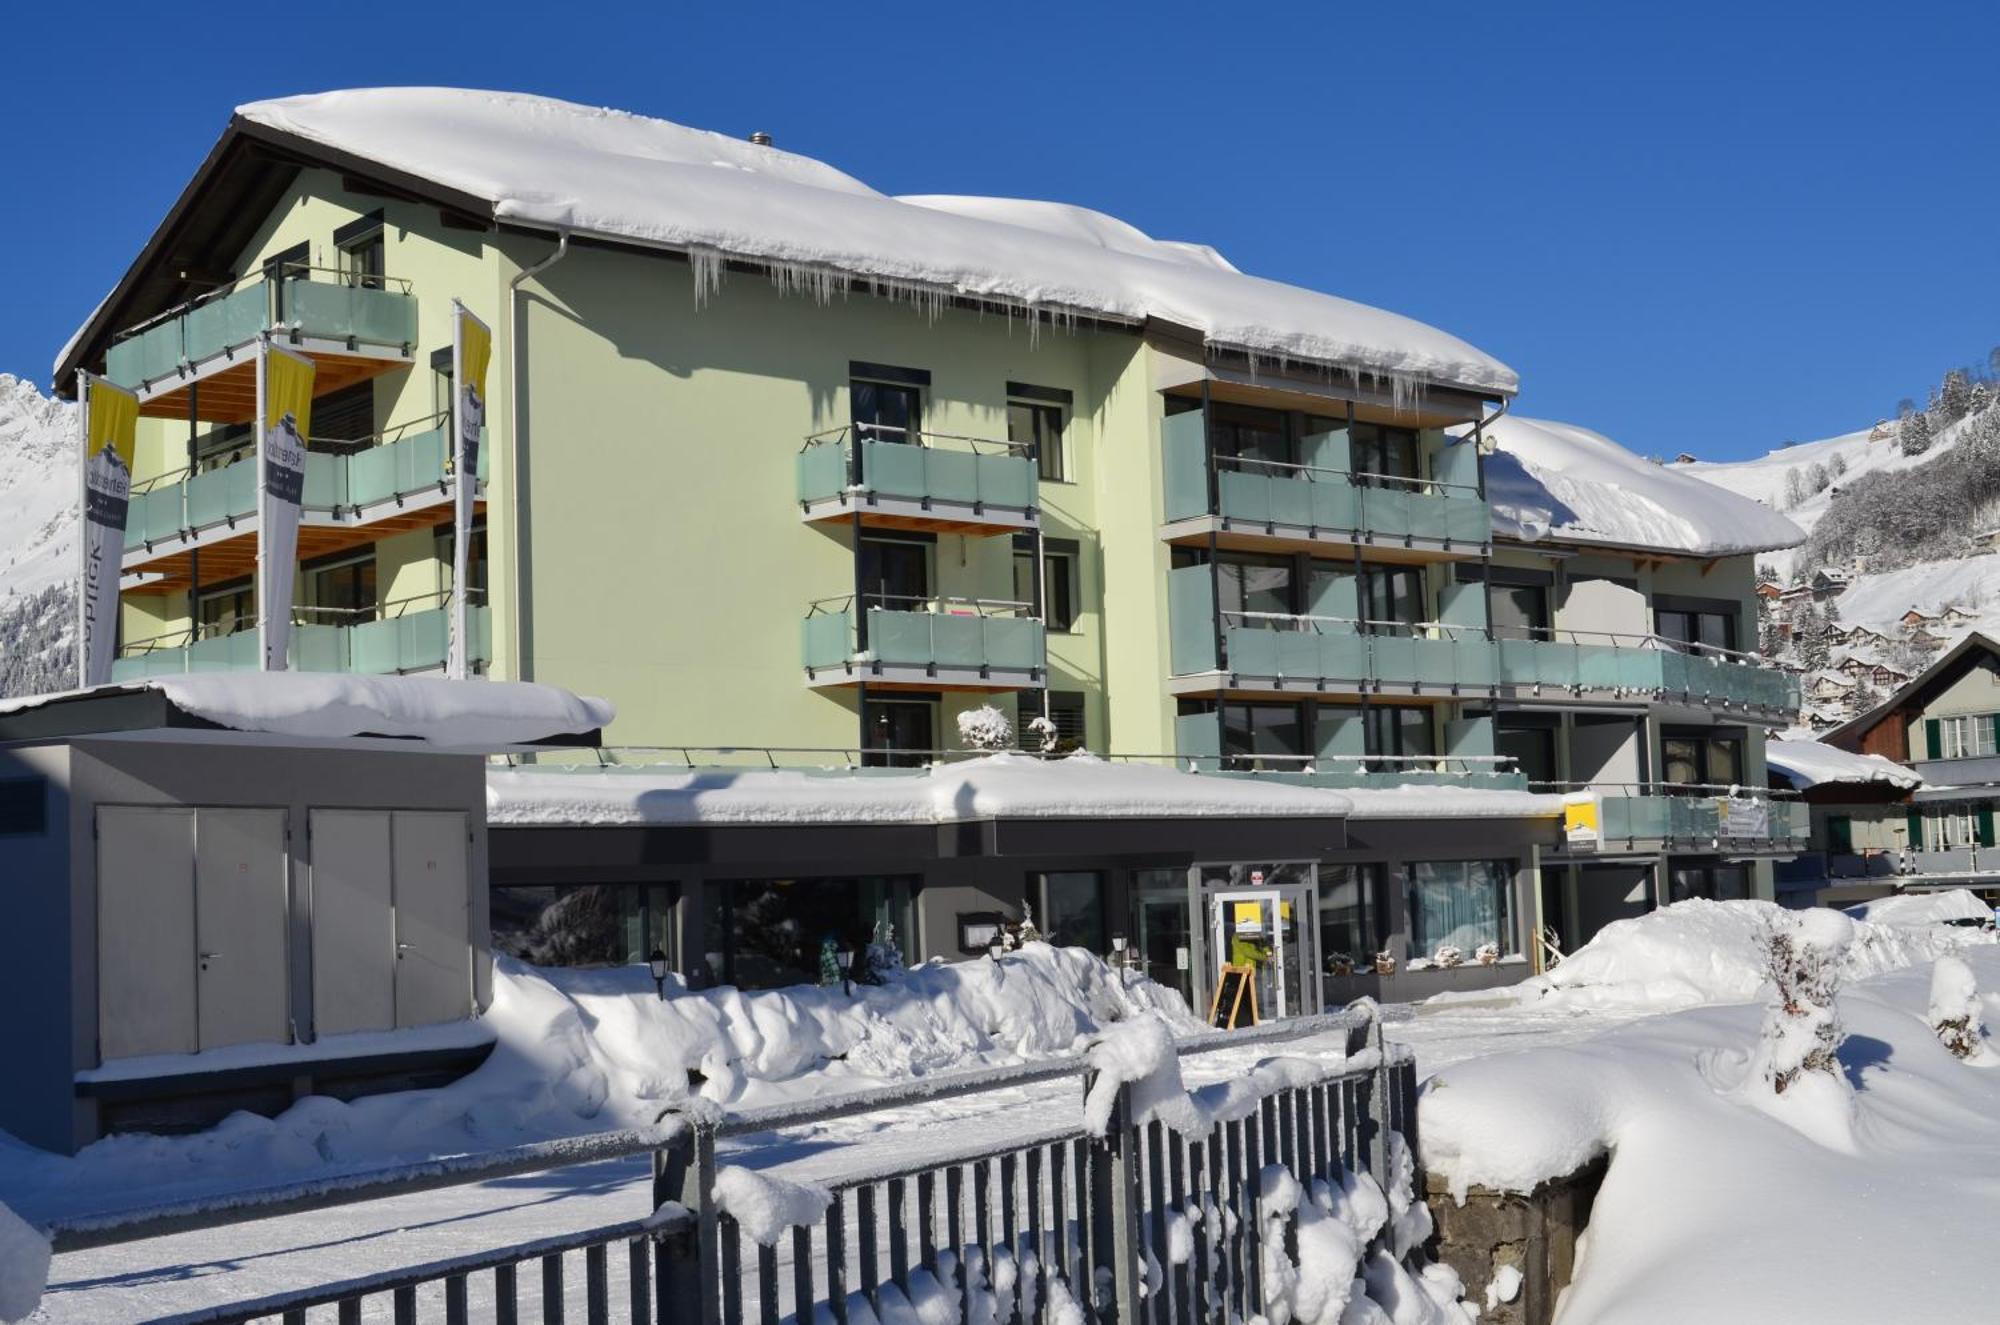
[492,884,675,968]
[703,876,917,990]
[1403,859,1517,960]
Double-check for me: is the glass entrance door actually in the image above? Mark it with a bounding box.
[1137,894,1193,1007]
[1209,887,1314,1021]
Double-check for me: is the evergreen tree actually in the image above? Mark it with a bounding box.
[1899,409,1934,457]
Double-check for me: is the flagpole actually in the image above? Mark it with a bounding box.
[73,370,90,690]
[254,337,270,671]
[450,301,468,678]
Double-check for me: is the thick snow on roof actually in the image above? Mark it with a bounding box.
[1765,738,1922,792]
[488,753,1353,826]
[234,89,1516,396]
[1480,415,1804,557]
[0,674,612,748]
[1338,785,1565,820]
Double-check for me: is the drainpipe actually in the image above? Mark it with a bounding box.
[506,229,570,682]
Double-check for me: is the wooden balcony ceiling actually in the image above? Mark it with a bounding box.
[138,352,404,424]
[804,506,1026,538]
[124,498,482,594]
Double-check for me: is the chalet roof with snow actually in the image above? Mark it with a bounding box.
[56,88,1517,402]
[1765,739,1922,794]
[1824,631,2000,759]
[1477,415,1806,558]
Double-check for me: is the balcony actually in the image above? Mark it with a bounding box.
[797,426,1037,535]
[802,595,1045,690]
[103,269,417,420]
[122,417,486,592]
[1192,755,1530,792]
[111,596,490,681]
[1166,574,1799,720]
[1562,786,1809,855]
[1159,410,1488,558]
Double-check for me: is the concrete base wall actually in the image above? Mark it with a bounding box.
[1425,1158,1606,1325]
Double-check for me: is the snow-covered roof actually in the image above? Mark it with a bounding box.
[230,89,1516,398]
[1845,889,1991,926]
[487,754,1354,827]
[1338,785,1564,820]
[1765,739,1922,792]
[1478,415,1805,557]
[0,674,612,750]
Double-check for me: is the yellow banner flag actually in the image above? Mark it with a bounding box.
[84,377,138,471]
[265,347,315,443]
[461,311,491,403]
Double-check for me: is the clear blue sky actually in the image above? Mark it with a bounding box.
[5,1,1994,460]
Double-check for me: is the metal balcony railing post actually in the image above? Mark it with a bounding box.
[653,1111,720,1325]
[1084,1071,1144,1322]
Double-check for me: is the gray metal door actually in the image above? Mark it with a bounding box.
[195,808,289,1050]
[310,809,396,1035]
[391,811,471,1028]
[97,806,197,1060]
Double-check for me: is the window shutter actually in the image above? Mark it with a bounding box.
[1990,714,2000,753]
[1980,805,1996,850]
[1906,808,1923,850]
[1925,718,1942,760]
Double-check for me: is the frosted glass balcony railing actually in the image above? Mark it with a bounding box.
[1160,410,1489,546]
[796,426,1036,517]
[123,417,487,552]
[802,595,1045,676]
[110,598,489,680]
[105,271,417,387]
[1586,788,1809,849]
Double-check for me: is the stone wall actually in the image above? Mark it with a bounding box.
[1424,1157,1607,1325]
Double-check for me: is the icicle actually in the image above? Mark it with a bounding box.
[685,245,726,308]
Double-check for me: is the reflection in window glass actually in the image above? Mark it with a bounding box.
[1038,871,1106,952]
[1319,864,1386,968]
[704,877,914,990]
[492,884,674,968]
[1403,860,1514,959]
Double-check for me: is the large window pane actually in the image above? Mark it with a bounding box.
[1319,864,1386,969]
[1038,871,1106,952]
[492,884,673,968]
[705,877,913,990]
[1403,860,1514,959]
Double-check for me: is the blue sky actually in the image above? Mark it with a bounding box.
[5,1,1994,461]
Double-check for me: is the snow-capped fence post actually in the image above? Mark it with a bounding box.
[1343,998,1397,1197]
[1082,1067,1144,1321]
[652,1108,720,1325]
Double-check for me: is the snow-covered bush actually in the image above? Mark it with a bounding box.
[1373,951,1397,976]
[956,704,1013,752]
[1929,955,1988,1060]
[1025,714,1058,754]
[1474,942,1500,967]
[1433,944,1465,969]
[864,920,903,983]
[1756,912,1850,1096]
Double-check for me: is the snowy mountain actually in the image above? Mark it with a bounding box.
[0,374,79,697]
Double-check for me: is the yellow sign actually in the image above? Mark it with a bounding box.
[84,378,138,471]
[1232,901,1262,924]
[460,308,492,401]
[1564,798,1599,839]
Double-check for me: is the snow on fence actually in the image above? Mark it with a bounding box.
[39,1008,1417,1325]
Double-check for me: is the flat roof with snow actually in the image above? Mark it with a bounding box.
[1765,739,1922,793]
[0,674,612,752]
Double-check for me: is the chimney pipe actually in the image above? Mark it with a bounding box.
[749,130,773,147]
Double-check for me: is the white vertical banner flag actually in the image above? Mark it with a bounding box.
[76,372,139,688]
[256,340,314,671]
[447,301,492,678]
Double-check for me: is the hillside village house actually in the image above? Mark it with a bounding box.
[50,88,1809,1017]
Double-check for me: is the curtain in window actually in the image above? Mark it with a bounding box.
[1404,860,1513,958]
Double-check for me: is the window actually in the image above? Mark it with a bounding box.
[1221,700,1306,769]
[301,550,378,626]
[1217,554,1295,625]
[859,534,932,609]
[336,214,386,290]
[1018,690,1087,751]
[1210,403,1292,471]
[702,876,915,990]
[196,577,255,639]
[1402,860,1515,960]
[263,241,310,322]
[1012,536,1079,631]
[1366,706,1434,763]
[864,696,936,767]
[851,364,926,444]
[1487,569,1552,640]
[1037,871,1107,952]
[1319,864,1387,969]
[1494,715,1559,785]
[436,517,490,600]
[1662,731,1744,789]
[1350,423,1421,486]
[194,424,253,472]
[1920,806,1987,852]
[1655,605,1737,654]
[491,883,674,968]
[1667,865,1749,903]
[311,381,376,451]
[431,346,454,420]
[1007,383,1071,482]
[1362,567,1425,635]
[1938,714,1997,760]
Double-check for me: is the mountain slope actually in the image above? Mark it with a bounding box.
[0,375,79,696]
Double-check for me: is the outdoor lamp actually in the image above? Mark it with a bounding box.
[988,941,1005,961]
[835,949,854,996]
[648,947,669,1001]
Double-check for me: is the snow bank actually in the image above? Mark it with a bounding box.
[0,945,1196,1222]
[488,752,1352,826]
[1828,556,2000,643]
[1479,415,1804,556]
[233,89,1516,397]
[1846,888,1992,927]
[1504,898,1993,1014]
[0,1202,49,1325]
[1766,737,1923,791]
[0,673,613,749]
[1419,947,2000,1322]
